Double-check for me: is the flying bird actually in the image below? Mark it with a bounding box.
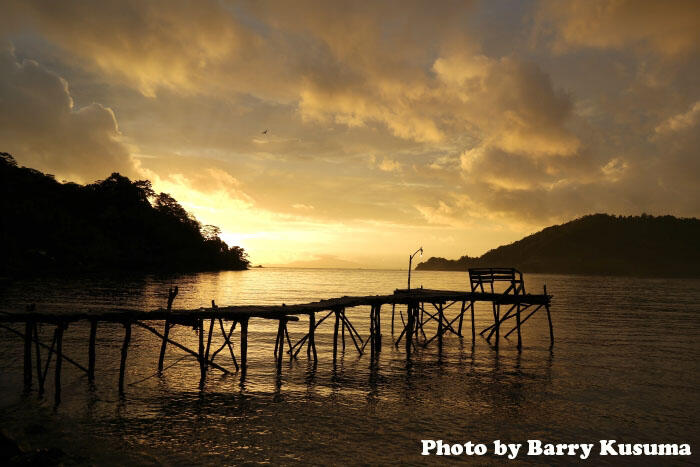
[261,129,268,135]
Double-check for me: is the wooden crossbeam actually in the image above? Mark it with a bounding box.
[133,321,232,375]
[0,323,88,374]
[504,304,543,338]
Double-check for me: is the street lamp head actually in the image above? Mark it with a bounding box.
[419,247,423,257]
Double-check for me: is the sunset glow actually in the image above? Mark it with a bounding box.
[2,0,698,267]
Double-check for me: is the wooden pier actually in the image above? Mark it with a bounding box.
[0,269,552,404]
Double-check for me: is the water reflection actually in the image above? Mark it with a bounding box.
[0,269,699,464]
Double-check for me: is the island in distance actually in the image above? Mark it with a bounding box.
[417,214,700,278]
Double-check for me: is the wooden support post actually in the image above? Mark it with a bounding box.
[437,303,443,349]
[307,312,317,361]
[23,321,32,391]
[230,322,240,371]
[413,303,425,345]
[485,305,496,338]
[274,319,279,355]
[119,321,131,396]
[394,319,407,348]
[304,314,312,359]
[158,286,178,373]
[292,310,332,358]
[494,304,500,350]
[516,303,522,351]
[54,323,65,405]
[332,309,340,363]
[417,304,428,341]
[205,317,214,365]
[341,310,346,351]
[33,323,42,392]
[240,317,249,376]
[158,319,170,373]
[198,319,206,385]
[545,285,554,349]
[405,303,415,358]
[457,301,465,337]
[376,304,382,352]
[470,301,475,344]
[419,306,424,341]
[40,328,58,396]
[284,325,293,356]
[276,319,285,372]
[391,304,395,335]
[370,305,376,361]
[485,305,494,339]
[88,319,97,382]
[486,281,497,345]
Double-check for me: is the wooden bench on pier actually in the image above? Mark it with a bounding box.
[469,267,553,350]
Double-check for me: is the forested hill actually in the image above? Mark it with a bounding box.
[416,214,700,277]
[0,153,249,274]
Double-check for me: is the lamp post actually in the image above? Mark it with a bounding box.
[407,247,423,290]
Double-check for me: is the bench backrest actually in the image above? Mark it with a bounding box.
[468,267,525,295]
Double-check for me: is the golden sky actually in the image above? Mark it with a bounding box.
[2,1,699,268]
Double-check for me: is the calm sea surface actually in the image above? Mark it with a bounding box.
[0,268,698,465]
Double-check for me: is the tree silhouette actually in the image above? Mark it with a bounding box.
[417,213,700,277]
[0,153,249,273]
[201,225,222,241]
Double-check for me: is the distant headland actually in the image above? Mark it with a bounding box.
[0,153,249,274]
[417,214,700,277]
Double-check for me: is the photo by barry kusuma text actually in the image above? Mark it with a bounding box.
[420,440,692,460]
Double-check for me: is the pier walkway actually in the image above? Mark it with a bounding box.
[0,268,553,404]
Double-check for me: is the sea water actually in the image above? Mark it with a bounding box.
[0,268,698,465]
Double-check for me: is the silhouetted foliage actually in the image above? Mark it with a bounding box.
[201,225,222,241]
[416,213,700,277]
[0,153,249,274]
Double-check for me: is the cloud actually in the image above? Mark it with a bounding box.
[2,0,699,262]
[421,126,699,226]
[4,0,257,97]
[0,1,595,229]
[655,101,700,134]
[434,55,580,157]
[377,158,402,172]
[415,196,478,227]
[462,146,558,191]
[5,1,579,155]
[0,43,137,182]
[601,158,629,182]
[537,0,700,57]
